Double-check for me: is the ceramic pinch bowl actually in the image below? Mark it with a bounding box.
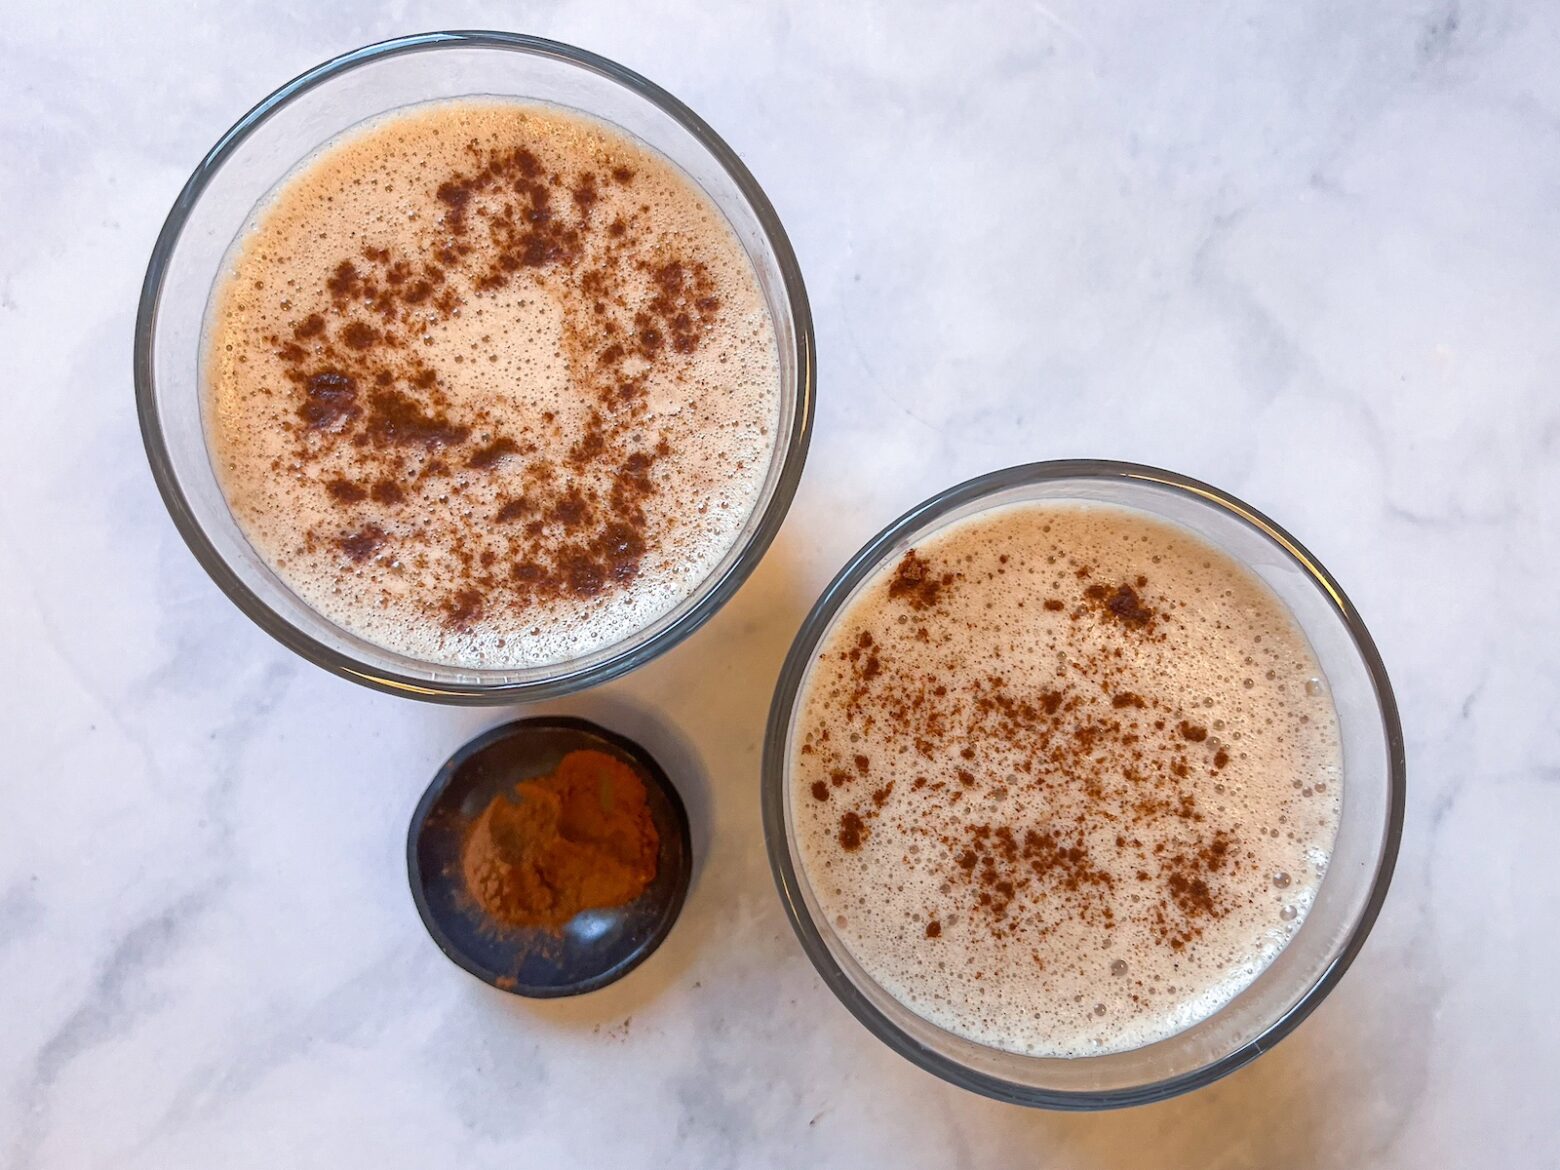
[408,716,692,996]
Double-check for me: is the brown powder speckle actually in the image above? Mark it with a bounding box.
[839,811,866,851]
[888,549,953,610]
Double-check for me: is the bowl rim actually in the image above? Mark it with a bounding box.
[135,30,815,704]
[760,458,1405,1109]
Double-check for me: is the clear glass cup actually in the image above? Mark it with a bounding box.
[763,460,1404,1108]
[136,32,814,703]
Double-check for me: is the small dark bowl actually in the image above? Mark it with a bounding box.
[408,715,692,996]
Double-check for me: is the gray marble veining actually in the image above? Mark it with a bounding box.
[2,0,1557,1165]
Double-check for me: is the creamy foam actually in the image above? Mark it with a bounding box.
[790,501,1341,1057]
[204,100,781,669]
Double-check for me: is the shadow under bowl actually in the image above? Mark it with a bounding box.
[408,715,692,996]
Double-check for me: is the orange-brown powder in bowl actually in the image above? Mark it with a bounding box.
[460,749,659,931]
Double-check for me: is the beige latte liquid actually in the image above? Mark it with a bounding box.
[204,100,780,668]
[791,501,1341,1057]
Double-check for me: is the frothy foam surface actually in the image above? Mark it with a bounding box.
[790,501,1341,1057]
[205,100,781,669]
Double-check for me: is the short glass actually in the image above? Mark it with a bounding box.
[136,32,814,703]
[763,460,1404,1108]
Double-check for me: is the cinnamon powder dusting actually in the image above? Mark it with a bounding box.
[806,542,1234,948]
[460,750,659,932]
[206,100,780,667]
[255,140,715,622]
[791,502,1343,1056]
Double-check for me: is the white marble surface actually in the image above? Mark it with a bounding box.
[4,0,1558,1165]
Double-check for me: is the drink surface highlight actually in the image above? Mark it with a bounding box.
[790,501,1341,1057]
[204,99,781,669]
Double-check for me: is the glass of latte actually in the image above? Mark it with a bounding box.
[138,33,813,701]
[764,461,1403,1107]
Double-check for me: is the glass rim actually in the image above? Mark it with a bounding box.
[761,459,1406,1109]
[134,30,816,704]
